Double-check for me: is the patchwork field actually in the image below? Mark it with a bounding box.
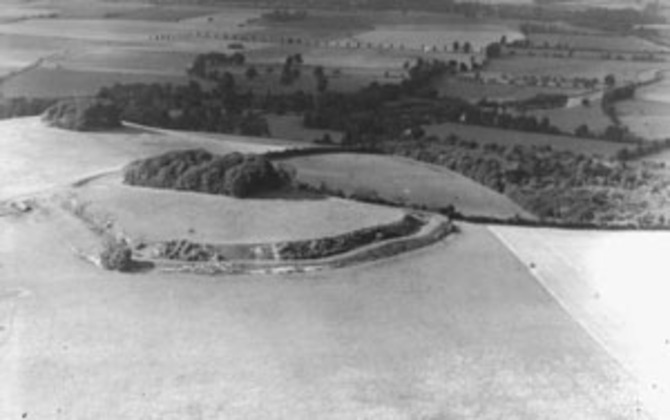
[281,152,531,219]
[423,122,625,157]
[490,225,670,419]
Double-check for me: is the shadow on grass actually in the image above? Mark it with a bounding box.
[253,188,327,201]
[126,259,156,274]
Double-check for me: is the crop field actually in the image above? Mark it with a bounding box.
[281,153,530,219]
[423,122,625,157]
[351,23,523,51]
[617,99,670,140]
[0,117,285,200]
[487,56,670,83]
[527,33,669,52]
[1,67,187,98]
[490,225,670,419]
[74,178,404,244]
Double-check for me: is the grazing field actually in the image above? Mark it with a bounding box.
[1,67,187,98]
[73,177,404,244]
[617,99,670,140]
[352,23,523,51]
[490,225,670,419]
[423,122,625,157]
[0,117,286,200]
[281,153,530,219]
[0,34,70,74]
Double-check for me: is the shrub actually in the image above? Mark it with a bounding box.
[100,238,133,272]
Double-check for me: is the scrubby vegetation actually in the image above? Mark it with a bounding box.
[42,98,122,131]
[123,149,295,198]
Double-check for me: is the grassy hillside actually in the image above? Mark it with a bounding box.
[281,152,532,219]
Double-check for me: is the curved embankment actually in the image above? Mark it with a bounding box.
[145,212,453,276]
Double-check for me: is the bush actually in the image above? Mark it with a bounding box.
[100,238,133,272]
[42,98,122,131]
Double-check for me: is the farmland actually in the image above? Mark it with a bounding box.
[0,1,668,418]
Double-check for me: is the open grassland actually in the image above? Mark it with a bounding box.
[490,225,670,419]
[0,34,71,75]
[0,117,287,200]
[423,122,625,157]
[281,153,530,219]
[0,213,650,419]
[73,178,404,245]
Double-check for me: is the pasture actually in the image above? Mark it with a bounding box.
[524,102,612,136]
[267,115,344,143]
[433,77,582,102]
[527,33,668,52]
[423,122,625,157]
[617,99,670,140]
[490,225,670,419]
[74,177,404,245]
[280,152,530,219]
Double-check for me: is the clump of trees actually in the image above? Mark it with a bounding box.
[123,149,295,198]
[0,97,56,120]
[42,98,122,131]
[100,237,133,272]
[188,52,246,78]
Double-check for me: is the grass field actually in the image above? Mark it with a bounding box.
[281,153,531,219]
[267,115,344,143]
[423,122,625,157]
[74,177,404,244]
[490,225,670,419]
[524,102,613,136]
[433,77,583,101]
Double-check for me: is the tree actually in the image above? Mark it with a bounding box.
[604,74,616,87]
[453,41,460,52]
[485,42,502,59]
[463,42,472,54]
[245,66,258,80]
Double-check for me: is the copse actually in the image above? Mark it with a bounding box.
[42,98,122,131]
[123,149,294,198]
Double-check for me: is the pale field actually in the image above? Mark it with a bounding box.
[352,24,523,51]
[617,99,670,140]
[74,178,404,244]
[490,225,670,419]
[0,117,288,200]
[0,34,72,75]
[0,214,650,419]
[423,122,625,157]
[281,153,531,219]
